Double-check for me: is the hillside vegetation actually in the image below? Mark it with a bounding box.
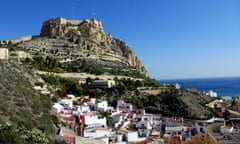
[0,61,57,142]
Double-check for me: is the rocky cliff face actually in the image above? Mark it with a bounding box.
[40,18,149,77]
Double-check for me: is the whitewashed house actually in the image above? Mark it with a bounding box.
[76,103,90,113]
[111,111,125,128]
[141,114,153,124]
[220,126,235,134]
[81,111,107,128]
[111,111,123,124]
[117,100,133,113]
[175,83,181,89]
[165,123,183,134]
[90,98,97,104]
[60,98,74,109]
[138,129,148,137]
[96,100,108,112]
[153,120,162,131]
[206,90,218,97]
[118,129,139,142]
[195,122,206,134]
[152,114,162,130]
[53,103,64,113]
[136,120,152,137]
[136,121,151,129]
[60,94,76,109]
[129,109,145,121]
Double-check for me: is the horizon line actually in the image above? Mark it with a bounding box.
[158,75,240,81]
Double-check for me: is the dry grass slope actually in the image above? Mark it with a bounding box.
[0,61,54,134]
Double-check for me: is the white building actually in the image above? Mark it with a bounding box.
[59,94,76,109]
[136,120,151,130]
[81,111,107,128]
[195,122,206,134]
[161,117,184,135]
[206,90,218,97]
[111,112,123,124]
[53,103,64,113]
[92,80,116,89]
[136,120,152,137]
[220,126,234,134]
[96,100,108,112]
[117,100,133,113]
[0,48,8,60]
[175,83,181,89]
[165,124,183,134]
[90,98,97,104]
[118,129,139,142]
[76,104,90,113]
[111,111,125,128]
[141,114,153,124]
[138,129,149,137]
[60,98,74,109]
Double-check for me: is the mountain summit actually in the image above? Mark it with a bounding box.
[36,17,150,77]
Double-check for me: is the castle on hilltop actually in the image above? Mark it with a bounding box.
[43,17,101,27]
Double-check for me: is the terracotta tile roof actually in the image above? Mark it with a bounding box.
[111,112,122,117]
[129,137,153,144]
[63,116,75,122]
[119,128,136,133]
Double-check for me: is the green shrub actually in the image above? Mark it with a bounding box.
[0,122,49,144]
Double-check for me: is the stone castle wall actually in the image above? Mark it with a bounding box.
[0,48,9,60]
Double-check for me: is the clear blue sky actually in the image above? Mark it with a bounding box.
[1,0,240,79]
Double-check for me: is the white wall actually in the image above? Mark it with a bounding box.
[118,130,139,142]
[117,100,132,113]
[0,48,8,60]
[136,121,152,130]
[111,115,121,124]
[97,101,108,112]
[138,129,148,137]
[85,115,107,127]
[166,125,183,133]
[77,105,90,113]
[60,99,73,109]
[128,132,138,142]
[53,103,64,113]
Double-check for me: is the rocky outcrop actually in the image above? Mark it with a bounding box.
[40,18,149,77]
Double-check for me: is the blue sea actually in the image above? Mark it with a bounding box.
[159,77,240,97]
